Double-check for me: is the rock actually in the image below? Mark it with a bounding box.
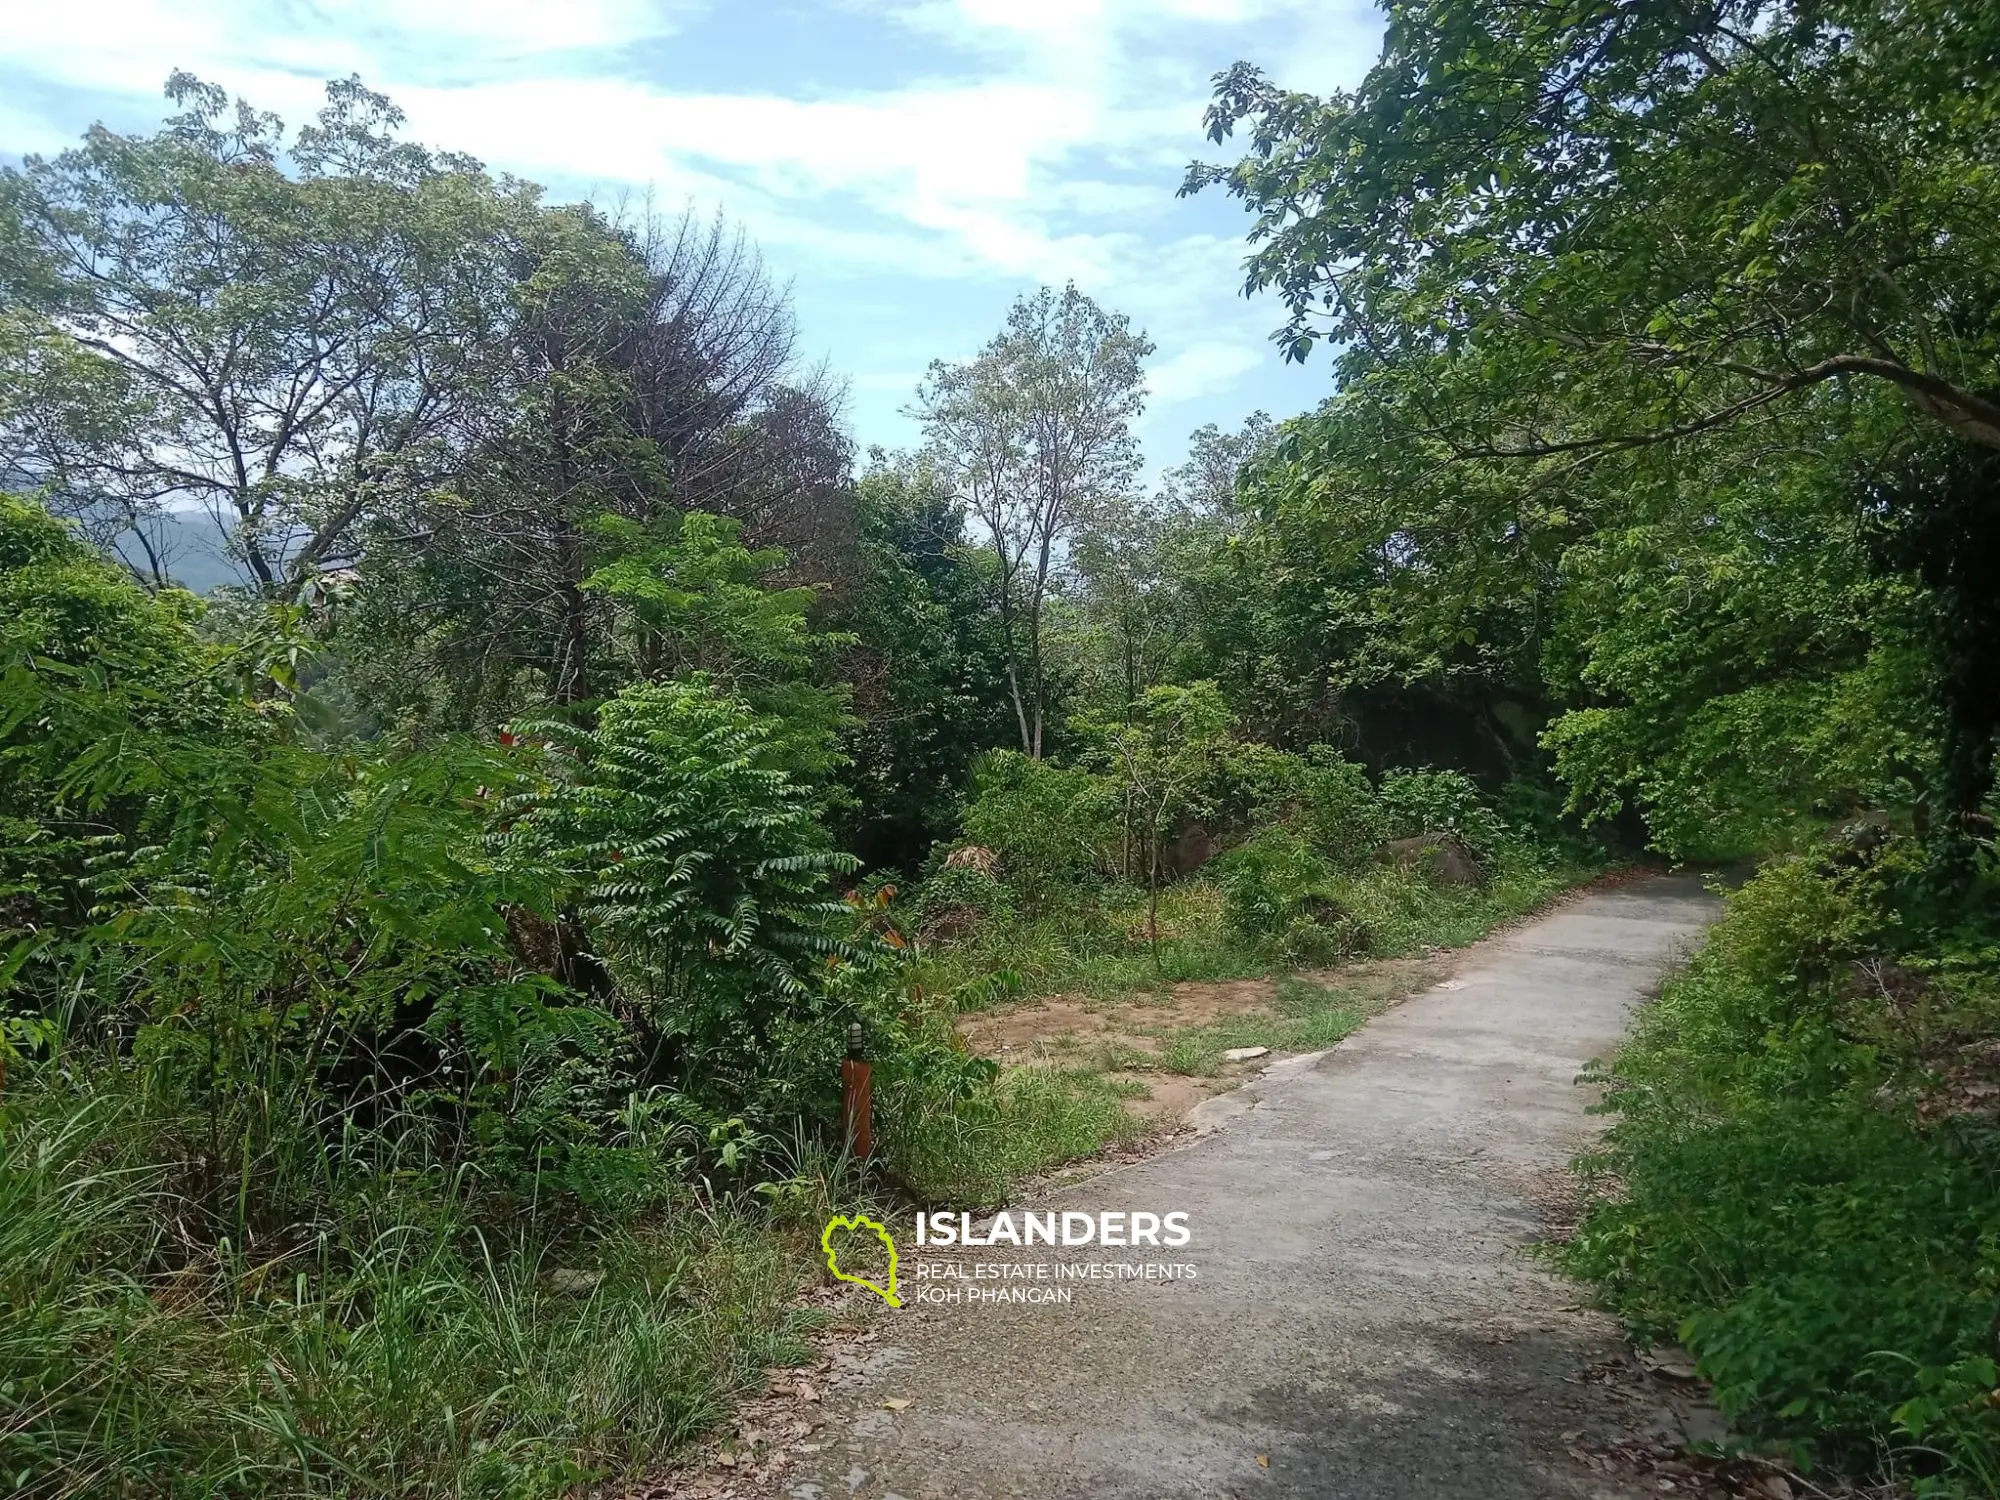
[544,1268,604,1294]
[1382,832,1485,886]
[1224,1046,1271,1062]
[1639,1345,1700,1380]
[1163,821,1222,877]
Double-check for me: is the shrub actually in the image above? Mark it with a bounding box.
[1213,827,1364,960]
[1562,845,2000,1493]
[912,860,1014,940]
[502,680,858,1097]
[1378,767,1510,856]
[1295,747,1386,863]
[960,750,1115,908]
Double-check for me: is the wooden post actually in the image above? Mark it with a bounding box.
[840,1021,872,1158]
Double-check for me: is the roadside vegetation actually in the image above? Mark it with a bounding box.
[5,0,1999,1493]
[1175,0,2000,1491]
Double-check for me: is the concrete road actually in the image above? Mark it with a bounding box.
[775,873,1722,1500]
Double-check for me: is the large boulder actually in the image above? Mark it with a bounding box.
[1162,821,1223,878]
[1380,831,1485,887]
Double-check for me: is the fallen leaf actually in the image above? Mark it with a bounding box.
[1256,1454,1270,1468]
[882,1397,913,1411]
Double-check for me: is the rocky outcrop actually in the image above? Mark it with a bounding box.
[1380,831,1485,887]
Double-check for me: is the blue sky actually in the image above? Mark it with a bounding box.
[3,0,1386,476]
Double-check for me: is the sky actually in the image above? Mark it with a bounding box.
[1,0,1386,477]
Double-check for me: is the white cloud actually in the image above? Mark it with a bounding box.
[1149,339,1265,404]
[1,0,1376,450]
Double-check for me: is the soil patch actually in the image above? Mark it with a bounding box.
[956,954,1447,1121]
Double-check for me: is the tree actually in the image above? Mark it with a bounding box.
[584,509,853,782]
[0,74,523,597]
[824,453,1019,872]
[1089,682,1235,961]
[1188,0,2000,829]
[341,203,851,729]
[1066,413,1282,717]
[1185,0,2000,461]
[912,284,1152,757]
[1159,413,1277,520]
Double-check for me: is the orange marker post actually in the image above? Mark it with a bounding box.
[840,1021,872,1158]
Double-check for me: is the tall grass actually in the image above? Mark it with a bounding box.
[0,1083,812,1500]
[877,1066,1149,1209]
[917,853,1591,1009]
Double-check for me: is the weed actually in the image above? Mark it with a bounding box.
[0,1088,815,1500]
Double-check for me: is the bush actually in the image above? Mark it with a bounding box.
[503,680,858,1099]
[911,860,1014,940]
[1378,767,1511,856]
[1213,827,1365,961]
[1562,848,2000,1493]
[1295,747,1386,863]
[959,751,1115,908]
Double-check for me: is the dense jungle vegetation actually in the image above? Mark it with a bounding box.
[2,1,1998,1494]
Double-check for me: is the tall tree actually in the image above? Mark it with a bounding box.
[333,206,848,728]
[913,284,1151,757]
[1185,0,2000,462]
[0,74,522,597]
[1188,0,2000,829]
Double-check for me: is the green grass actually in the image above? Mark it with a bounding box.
[912,880,1269,1003]
[0,1089,816,1500]
[1322,854,1587,955]
[918,854,1593,1014]
[877,1064,1151,1209]
[1154,977,1374,1076]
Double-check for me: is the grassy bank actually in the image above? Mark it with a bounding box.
[0,1083,818,1500]
[914,849,1596,1006]
[1560,849,2000,1497]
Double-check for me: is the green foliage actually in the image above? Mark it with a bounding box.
[912,861,1014,934]
[829,460,1019,871]
[959,750,1116,909]
[1377,768,1510,857]
[879,1064,1147,1209]
[1291,748,1385,865]
[0,74,527,595]
[0,495,249,944]
[584,511,853,783]
[1189,1,2000,466]
[502,680,858,1094]
[1564,849,2000,1491]
[1213,828,1359,964]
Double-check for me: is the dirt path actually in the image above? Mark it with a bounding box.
[750,873,1722,1500]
